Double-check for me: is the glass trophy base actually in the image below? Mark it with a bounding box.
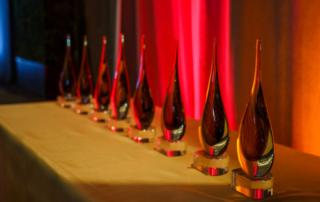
[106,117,131,132]
[128,126,156,143]
[57,96,76,108]
[192,150,229,176]
[90,109,111,122]
[156,136,187,156]
[230,168,273,199]
[74,102,94,115]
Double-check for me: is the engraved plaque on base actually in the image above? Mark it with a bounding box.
[156,136,187,156]
[57,96,76,108]
[230,168,273,199]
[74,102,94,115]
[193,150,229,176]
[128,126,156,143]
[106,117,131,132]
[90,109,111,122]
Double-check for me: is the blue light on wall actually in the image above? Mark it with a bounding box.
[0,0,11,82]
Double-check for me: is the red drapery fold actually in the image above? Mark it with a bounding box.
[136,0,236,129]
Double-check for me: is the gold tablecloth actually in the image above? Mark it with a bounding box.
[0,102,319,201]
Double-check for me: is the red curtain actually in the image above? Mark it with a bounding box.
[136,0,236,129]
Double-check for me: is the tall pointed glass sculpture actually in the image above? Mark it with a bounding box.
[193,39,230,176]
[91,36,112,122]
[106,34,131,132]
[157,39,187,156]
[231,39,274,199]
[75,35,94,114]
[128,35,156,142]
[57,34,77,108]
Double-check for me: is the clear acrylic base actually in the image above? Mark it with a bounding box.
[156,136,187,156]
[57,96,76,108]
[106,117,131,132]
[230,168,273,199]
[128,126,156,143]
[90,109,111,122]
[74,102,94,115]
[192,150,229,176]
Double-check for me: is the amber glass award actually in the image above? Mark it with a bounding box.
[74,35,94,114]
[231,39,274,199]
[128,35,156,142]
[157,40,187,156]
[106,34,131,132]
[90,36,111,122]
[193,39,229,175]
[57,34,77,108]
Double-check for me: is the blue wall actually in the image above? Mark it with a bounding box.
[0,0,11,82]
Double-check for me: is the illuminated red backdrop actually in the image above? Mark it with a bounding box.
[135,0,236,129]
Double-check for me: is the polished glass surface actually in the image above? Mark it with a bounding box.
[237,39,274,177]
[58,34,77,101]
[231,168,273,199]
[111,34,131,120]
[94,36,111,111]
[161,40,186,141]
[132,35,155,129]
[199,39,229,156]
[76,36,93,104]
[193,150,229,176]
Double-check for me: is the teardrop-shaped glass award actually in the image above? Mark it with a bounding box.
[231,39,274,199]
[58,34,77,101]
[132,35,155,129]
[193,39,229,176]
[237,39,274,178]
[157,40,187,156]
[128,35,156,143]
[76,35,93,105]
[161,39,186,141]
[110,34,131,120]
[94,36,111,111]
[199,39,229,157]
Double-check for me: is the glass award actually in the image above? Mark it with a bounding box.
[128,35,156,143]
[74,35,94,114]
[193,39,229,176]
[231,39,274,199]
[106,34,131,132]
[157,40,187,156]
[90,36,111,122]
[57,34,77,108]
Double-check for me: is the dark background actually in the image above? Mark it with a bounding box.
[9,0,138,99]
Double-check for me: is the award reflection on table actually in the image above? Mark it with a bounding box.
[128,35,156,143]
[231,39,274,199]
[90,36,111,122]
[157,40,187,156]
[74,35,94,114]
[106,34,131,132]
[57,34,77,108]
[193,39,229,176]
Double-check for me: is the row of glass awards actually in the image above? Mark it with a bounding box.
[58,34,274,200]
